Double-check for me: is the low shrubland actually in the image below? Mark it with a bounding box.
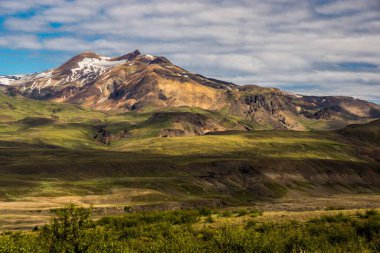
[1,204,379,252]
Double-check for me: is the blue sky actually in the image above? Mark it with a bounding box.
[0,0,379,103]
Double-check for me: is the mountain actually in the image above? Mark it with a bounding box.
[1,61,380,226]
[2,49,380,130]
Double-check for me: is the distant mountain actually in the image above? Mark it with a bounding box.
[2,49,380,130]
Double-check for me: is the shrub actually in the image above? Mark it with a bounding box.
[325,206,345,211]
[249,208,263,218]
[235,209,249,217]
[1,206,380,252]
[123,206,132,213]
[245,220,256,229]
[205,215,214,223]
[40,203,93,252]
[219,210,232,217]
[198,208,212,216]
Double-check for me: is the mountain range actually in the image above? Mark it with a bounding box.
[1,49,379,131]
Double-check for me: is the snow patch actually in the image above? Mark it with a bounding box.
[143,54,156,61]
[43,79,52,88]
[36,71,53,79]
[282,91,303,98]
[0,75,27,85]
[0,77,10,85]
[71,57,127,82]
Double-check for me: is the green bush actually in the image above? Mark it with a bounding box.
[197,208,212,216]
[219,210,232,217]
[1,206,380,252]
[234,209,249,217]
[123,206,132,213]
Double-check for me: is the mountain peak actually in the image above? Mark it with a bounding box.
[77,51,102,58]
[113,49,141,61]
[58,51,103,71]
[132,49,141,55]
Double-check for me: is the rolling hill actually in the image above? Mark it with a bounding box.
[0,93,379,207]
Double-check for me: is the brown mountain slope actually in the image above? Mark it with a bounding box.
[4,50,380,130]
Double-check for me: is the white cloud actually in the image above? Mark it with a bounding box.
[0,0,379,102]
[312,0,374,15]
[0,35,41,49]
[0,0,63,14]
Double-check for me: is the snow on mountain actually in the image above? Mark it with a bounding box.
[70,57,127,83]
[1,51,156,89]
[0,75,27,85]
[282,91,304,98]
[142,55,156,61]
[2,54,132,91]
[35,71,53,79]
[0,77,11,85]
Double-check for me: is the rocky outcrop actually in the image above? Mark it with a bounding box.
[160,129,186,137]
[293,95,380,120]
[313,105,351,120]
[147,111,246,136]
[94,126,131,145]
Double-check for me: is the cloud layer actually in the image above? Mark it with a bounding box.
[0,0,379,102]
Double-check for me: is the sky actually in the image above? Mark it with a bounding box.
[0,0,379,103]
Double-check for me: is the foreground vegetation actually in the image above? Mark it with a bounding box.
[0,204,379,252]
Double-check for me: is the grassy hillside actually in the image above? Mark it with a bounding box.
[0,92,251,148]
[112,131,360,161]
[0,93,379,231]
[338,119,380,146]
[0,91,373,157]
[0,92,106,123]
